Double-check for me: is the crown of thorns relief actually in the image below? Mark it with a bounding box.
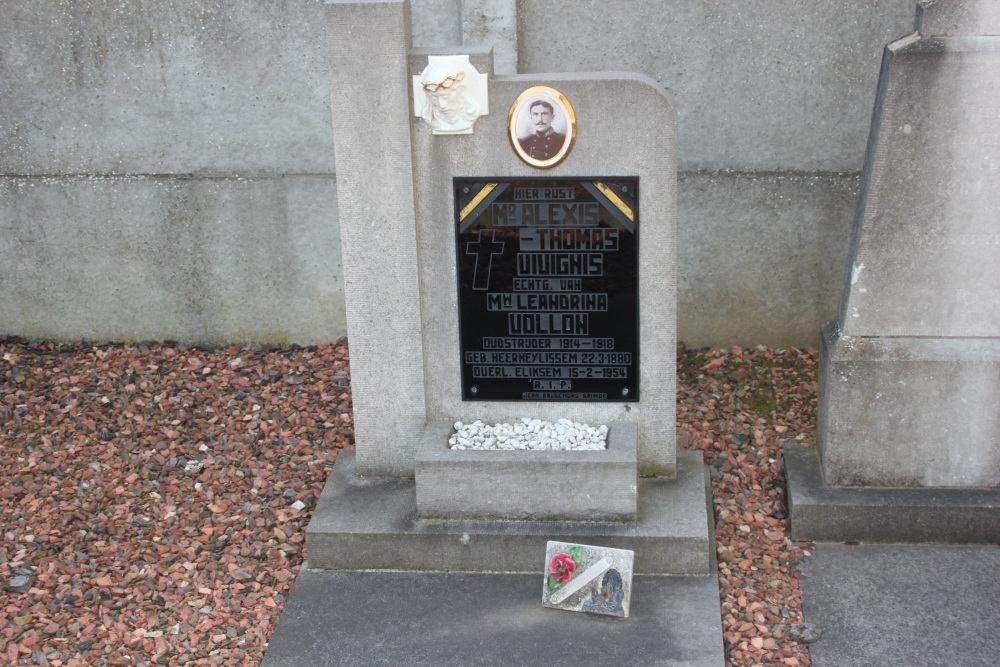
[412,55,488,135]
[423,71,465,93]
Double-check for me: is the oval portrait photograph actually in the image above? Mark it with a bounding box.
[508,86,576,169]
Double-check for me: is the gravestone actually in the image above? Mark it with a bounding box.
[299,21,714,562]
[262,2,724,664]
[299,0,715,573]
[785,0,1000,543]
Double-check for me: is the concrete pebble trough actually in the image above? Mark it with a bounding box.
[448,418,608,451]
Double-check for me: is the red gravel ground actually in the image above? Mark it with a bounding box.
[2,339,816,667]
[677,345,818,667]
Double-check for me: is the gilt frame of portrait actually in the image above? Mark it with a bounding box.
[508,86,576,169]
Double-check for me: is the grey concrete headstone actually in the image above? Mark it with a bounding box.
[411,65,678,477]
[327,0,678,479]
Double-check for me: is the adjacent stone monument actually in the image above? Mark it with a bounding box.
[785,0,1000,543]
[263,1,723,664]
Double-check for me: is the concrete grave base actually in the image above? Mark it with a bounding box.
[262,568,725,667]
[817,324,1000,488]
[783,442,1000,544]
[415,421,638,521]
[307,450,713,575]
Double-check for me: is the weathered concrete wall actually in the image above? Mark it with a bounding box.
[2,0,916,347]
[0,0,344,345]
[0,175,340,344]
[677,173,860,348]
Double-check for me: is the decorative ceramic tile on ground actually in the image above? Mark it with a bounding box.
[542,541,634,618]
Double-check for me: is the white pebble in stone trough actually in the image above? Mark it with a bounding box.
[448,418,607,451]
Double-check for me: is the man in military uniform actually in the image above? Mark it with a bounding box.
[520,100,565,161]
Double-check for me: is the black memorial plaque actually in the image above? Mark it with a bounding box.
[455,178,639,401]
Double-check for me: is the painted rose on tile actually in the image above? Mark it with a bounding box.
[546,545,583,590]
[548,552,576,583]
